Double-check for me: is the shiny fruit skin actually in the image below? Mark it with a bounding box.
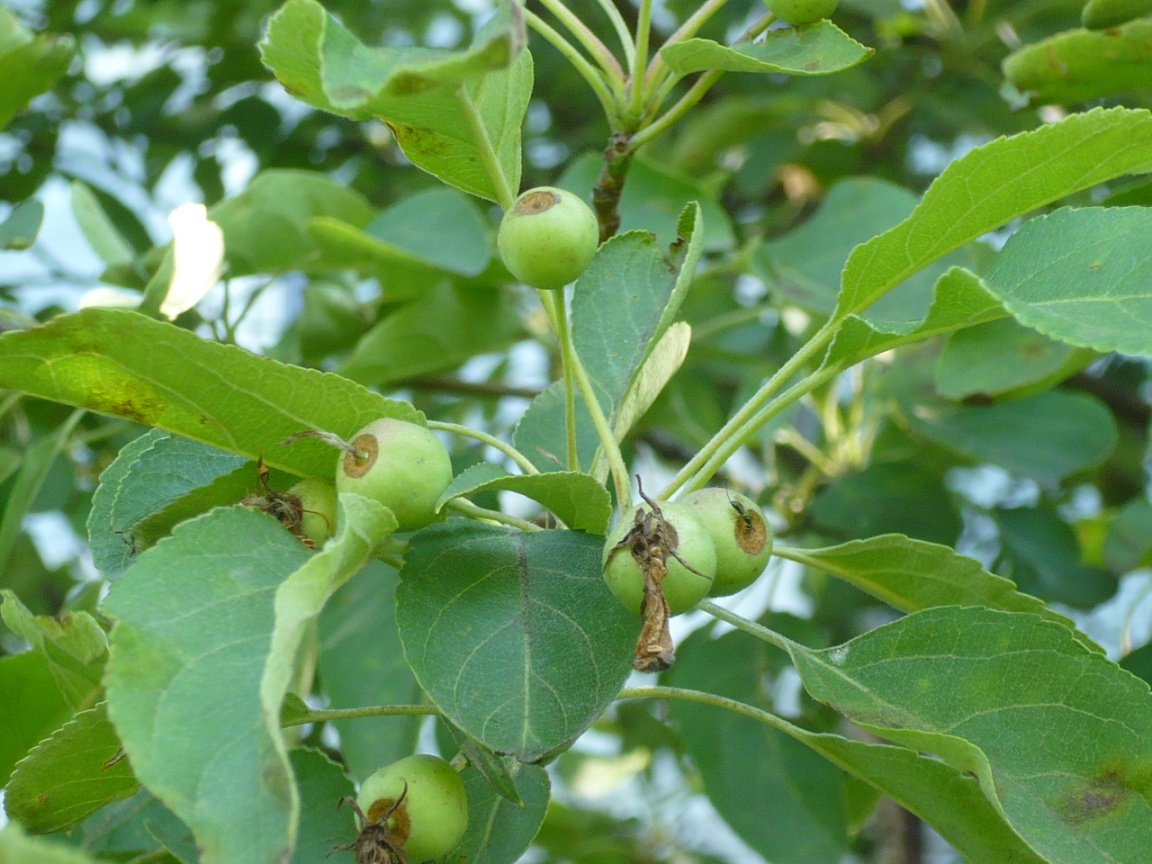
[335,418,452,532]
[357,754,468,863]
[767,0,839,26]
[602,501,717,615]
[287,478,338,546]
[682,489,773,597]
[497,186,599,290]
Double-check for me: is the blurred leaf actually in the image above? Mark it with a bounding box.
[436,462,612,533]
[659,21,872,77]
[904,390,1117,486]
[787,534,1082,632]
[1121,641,1152,686]
[396,523,634,760]
[1,589,107,709]
[76,787,194,862]
[1082,0,1152,27]
[995,506,1117,608]
[0,9,75,130]
[444,761,550,864]
[71,182,135,268]
[0,409,83,577]
[290,749,356,864]
[1004,20,1152,103]
[317,562,424,781]
[0,308,422,479]
[0,823,106,864]
[984,207,1152,356]
[6,704,138,832]
[0,200,44,250]
[668,628,852,864]
[838,107,1152,319]
[787,607,1152,864]
[338,284,521,387]
[935,317,1091,400]
[260,0,530,203]
[103,507,314,864]
[87,429,248,579]
[809,463,962,545]
[0,651,70,786]
[1103,496,1152,573]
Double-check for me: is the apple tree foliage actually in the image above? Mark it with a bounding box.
[2,0,1152,862]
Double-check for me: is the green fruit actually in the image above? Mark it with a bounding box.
[766,0,839,26]
[602,501,717,615]
[287,477,338,546]
[681,488,773,597]
[335,418,453,532]
[357,754,468,863]
[497,186,599,290]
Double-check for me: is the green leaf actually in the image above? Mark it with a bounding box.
[87,429,248,579]
[76,787,194,862]
[395,523,635,760]
[837,107,1152,319]
[309,187,492,295]
[0,8,75,130]
[260,0,530,204]
[436,463,612,534]
[571,205,705,439]
[6,704,139,832]
[102,507,314,864]
[935,317,1091,400]
[0,409,84,578]
[903,390,1117,486]
[512,380,599,473]
[0,308,422,479]
[1082,0,1152,28]
[441,717,523,805]
[1,590,107,710]
[786,607,1152,864]
[612,321,691,443]
[786,534,1081,632]
[317,563,423,781]
[668,628,852,864]
[290,749,357,864]
[983,207,1152,357]
[659,21,872,77]
[71,182,135,268]
[1004,20,1152,104]
[260,494,398,806]
[994,506,1117,608]
[338,284,521,387]
[0,651,70,786]
[208,169,375,277]
[444,761,550,864]
[821,267,1007,372]
[0,199,44,250]
[0,824,106,864]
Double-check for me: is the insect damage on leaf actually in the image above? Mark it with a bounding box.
[604,479,712,672]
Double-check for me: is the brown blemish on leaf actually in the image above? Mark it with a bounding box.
[1057,763,1146,825]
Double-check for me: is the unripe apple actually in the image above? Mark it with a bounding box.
[766,0,839,26]
[497,186,599,290]
[357,754,468,863]
[602,500,717,615]
[335,418,452,532]
[681,489,773,597]
[286,478,337,546]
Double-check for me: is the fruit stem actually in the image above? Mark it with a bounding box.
[427,421,539,475]
[447,497,543,532]
[281,429,358,456]
[544,292,581,473]
[281,703,437,728]
[536,0,626,83]
[627,0,654,122]
[525,10,621,124]
[593,0,636,73]
[539,291,632,509]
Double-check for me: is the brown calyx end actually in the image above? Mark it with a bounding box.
[734,509,768,555]
[366,796,411,846]
[516,189,559,216]
[343,433,379,479]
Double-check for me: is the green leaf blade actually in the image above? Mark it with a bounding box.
[396,523,634,760]
[659,22,872,77]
